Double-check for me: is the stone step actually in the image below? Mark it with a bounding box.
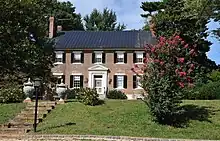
[18,112,47,118]
[26,103,56,108]
[21,110,48,115]
[15,115,44,120]
[24,106,53,111]
[2,122,33,128]
[0,127,30,134]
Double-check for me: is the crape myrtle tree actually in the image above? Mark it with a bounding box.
[132,35,199,125]
[141,0,217,84]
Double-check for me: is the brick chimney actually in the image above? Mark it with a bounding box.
[49,17,54,38]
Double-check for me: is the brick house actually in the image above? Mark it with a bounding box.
[50,18,156,100]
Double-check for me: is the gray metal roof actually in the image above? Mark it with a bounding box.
[55,30,156,49]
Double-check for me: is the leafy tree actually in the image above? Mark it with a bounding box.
[132,35,199,126]
[0,0,56,84]
[141,0,217,83]
[50,1,84,31]
[84,8,126,31]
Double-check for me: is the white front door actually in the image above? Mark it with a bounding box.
[94,75,103,94]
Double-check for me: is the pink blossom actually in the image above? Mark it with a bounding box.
[143,57,147,63]
[190,64,195,69]
[175,69,179,74]
[151,47,156,52]
[134,64,139,68]
[178,58,185,63]
[181,41,185,45]
[160,61,164,65]
[178,82,184,88]
[184,44,189,48]
[159,36,166,42]
[179,71,186,77]
[154,59,160,63]
[175,35,180,39]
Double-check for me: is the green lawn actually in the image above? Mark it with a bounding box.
[37,100,220,140]
[0,103,25,124]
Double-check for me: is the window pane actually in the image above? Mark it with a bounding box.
[56,53,62,58]
[117,53,124,63]
[136,53,143,63]
[74,54,81,60]
[117,75,124,88]
[73,75,81,88]
[56,53,63,63]
[95,53,102,63]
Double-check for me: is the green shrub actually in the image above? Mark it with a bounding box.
[77,88,101,106]
[60,89,80,99]
[0,85,25,103]
[107,89,127,99]
[184,81,220,100]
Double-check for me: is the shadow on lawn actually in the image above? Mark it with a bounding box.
[37,122,76,132]
[173,104,218,127]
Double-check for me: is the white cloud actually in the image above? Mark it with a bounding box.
[58,0,160,29]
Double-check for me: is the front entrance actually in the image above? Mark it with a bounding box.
[94,75,103,94]
[88,65,109,99]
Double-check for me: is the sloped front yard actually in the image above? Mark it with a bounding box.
[0,103,25,124]
[37,100,220,140]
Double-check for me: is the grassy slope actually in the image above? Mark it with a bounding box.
[37,100,220,140]
[0,103,25,124]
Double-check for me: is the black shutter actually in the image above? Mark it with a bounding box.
[81,53,84,63]
[70,75,73,88]
[124,53,127,63]
[114,53,117,63]
[62,75,65,84]
[71,53,74,63]
[92,53,95,63]
[113,75,117,88]
[102,53,105,63]
[133,75,137,89]
[133,53,136,63]
[80,75,84,88]
[124,75,127,88]
[62,53,66,63]
[143,53,146,62]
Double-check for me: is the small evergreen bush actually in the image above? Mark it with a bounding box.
[77,88,101,106]
[107,89,127,99]
[0,84,25,103]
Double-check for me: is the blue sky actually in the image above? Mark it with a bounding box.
[60,0,220,64]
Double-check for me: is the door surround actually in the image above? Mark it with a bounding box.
[88,65,108,99]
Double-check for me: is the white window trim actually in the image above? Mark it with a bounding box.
[53,73,64,76]
[54,51,64,64]
[135,52,144,64]
[94,52,103,64]
[72,51,82,64]
[116,52,125,64]
[71,73,83,75]
[115,73,126,89]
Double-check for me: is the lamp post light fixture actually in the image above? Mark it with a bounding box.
[33,77,41,132]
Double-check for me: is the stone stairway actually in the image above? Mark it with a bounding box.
[0,101,57,136]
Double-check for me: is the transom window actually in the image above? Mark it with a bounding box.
[73,76,81,88]
[95,53,102,63]
[117,53,124,63]
[55,53,63,63]
[117,75,124,88]
[136,53,143,63]
[74,53,81,63]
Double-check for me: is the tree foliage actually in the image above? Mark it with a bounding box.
[141,0,217,82]
[0,0,56,84]
[50,1,84,31]
[84,8,126,31]
[132,35,199,126]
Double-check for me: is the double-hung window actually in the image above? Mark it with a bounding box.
[55,52,64,64]
[70,75,83,89]
[95,53,102,63]
[117,53,124,63]
[114,75,127,89]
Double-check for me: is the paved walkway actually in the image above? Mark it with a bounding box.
[0,134,218,141]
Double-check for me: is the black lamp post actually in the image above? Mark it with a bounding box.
[33,78,41,132]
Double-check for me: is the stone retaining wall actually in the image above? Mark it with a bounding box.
[0,134,218,141]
